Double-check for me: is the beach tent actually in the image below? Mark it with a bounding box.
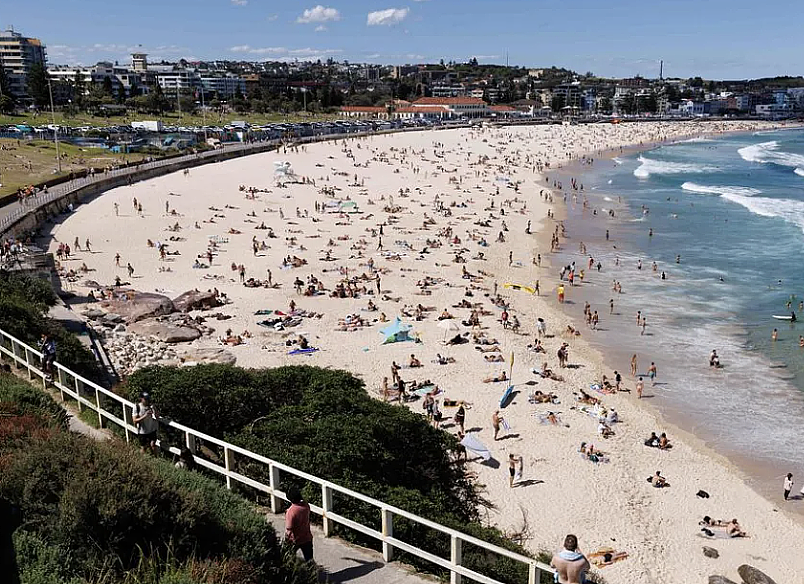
[341,201,360,213]
[380,317,413,344]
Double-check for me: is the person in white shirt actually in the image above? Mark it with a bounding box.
[133,392,159,454]
[784,473,793,500]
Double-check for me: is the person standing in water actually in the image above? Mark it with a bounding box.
[648,362,658,386]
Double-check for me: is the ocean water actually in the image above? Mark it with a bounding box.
[553,128,804,496]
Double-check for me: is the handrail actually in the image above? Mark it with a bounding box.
[0,326,555,584]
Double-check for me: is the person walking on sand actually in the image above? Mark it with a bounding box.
[284,486,314,562]
[550,534,590,584]
[630,354,638,377]
[636,376,644,399]
[557,284,565,303]
[454,402,466,433]
[508,454,523,488]
[648,362,657,386]
[492,410,503,440]
[127,263,134,279]
[784,473,793,500]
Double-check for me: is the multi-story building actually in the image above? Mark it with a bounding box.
[199,73,246,99]
[411,96,488,118]
[0,28,47,99]
[48,63,146,98]
[432,84,467,98]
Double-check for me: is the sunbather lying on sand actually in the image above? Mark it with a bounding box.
[539,363,564,382]
[484,354,505,362]
[589,549,628,567]
[529,391,558,404]
[483,371,508,383]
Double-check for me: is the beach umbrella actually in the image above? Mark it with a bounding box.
[437,319,462,343]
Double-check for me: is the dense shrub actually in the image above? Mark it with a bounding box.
[0,271,100,380]
[0,372,69,428]
[124,364,538,582]
[0,379,317,584]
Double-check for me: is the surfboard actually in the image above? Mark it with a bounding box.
[772,315,794,320]
[500,385,514,408]
[460,435,491,461]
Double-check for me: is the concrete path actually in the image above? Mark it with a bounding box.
[265,514,435,584]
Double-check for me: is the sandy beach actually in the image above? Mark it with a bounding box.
[44,121,803,584]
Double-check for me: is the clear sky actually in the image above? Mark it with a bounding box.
[4,0,802,79]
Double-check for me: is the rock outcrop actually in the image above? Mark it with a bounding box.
[178,347,237,366]
[737,565,777,584]
[129,320,202,343]
[173,289,220,312]
[702,546,719,559]
[100,291,175,323]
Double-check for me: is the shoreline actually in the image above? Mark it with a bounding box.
[543,126,804,529]
[42,121,803,584]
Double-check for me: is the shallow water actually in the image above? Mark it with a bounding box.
[551,128,804,499]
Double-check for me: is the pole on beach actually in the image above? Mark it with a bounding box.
[47,76,62,173]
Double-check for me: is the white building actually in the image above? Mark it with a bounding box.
[411,97,488,118]
[0,29,47,100]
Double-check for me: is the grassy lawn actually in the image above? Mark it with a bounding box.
[0,110,339,128]
[0,138,150,198]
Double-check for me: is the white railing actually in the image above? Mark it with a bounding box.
[0,326,555,584]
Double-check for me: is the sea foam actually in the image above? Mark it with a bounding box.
[633,155,719,179]
[681,182,762,197]
[738,141,804,175]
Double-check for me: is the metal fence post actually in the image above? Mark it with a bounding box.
[95,387,104,427]
[224,446,235,490]
[74,376,83,411]
[56,366,65,400]
[123,403,132,443]
[450,535,462,584]
[528,563,541,584]
[269,463,282,513]
[321,485,333,536]
[23,347,33,380]
[381,508,394,562]
[185,432,197,454]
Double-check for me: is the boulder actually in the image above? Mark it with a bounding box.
[702,546,719,559]
[101,291,174,323]
[173,289,220,313]
[128,319,201,343]
[737,565,777,584]
[178,347,237,366]
[709,577,738,584]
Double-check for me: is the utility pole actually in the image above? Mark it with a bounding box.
[47,76,62,173]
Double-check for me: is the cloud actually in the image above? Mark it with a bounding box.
[297,5,341,24]
[367,7,409,26]
[267,14,279,21]
[228,45,343,61]
[315,25,327,32]
[231,0,248,5]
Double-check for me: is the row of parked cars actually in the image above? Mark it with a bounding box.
[1,117,444,140]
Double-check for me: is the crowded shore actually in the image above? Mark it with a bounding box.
[42,120,804,584]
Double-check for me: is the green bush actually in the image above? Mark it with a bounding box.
[0,272,100,380]
[0,393,317,584]
[123,364,534,583]
[0,372,68,428]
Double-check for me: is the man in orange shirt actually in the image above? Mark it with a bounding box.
[285,486,314,561]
